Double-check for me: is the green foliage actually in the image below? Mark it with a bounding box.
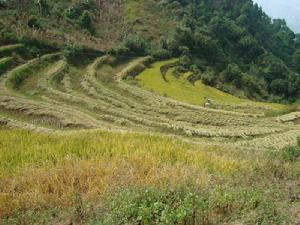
[293,48,300,73]
[64,1,94,34]
[34,0,49,16]
[62,44,84,64]
[223,64,243,87]
[2,0,300,102]
[179,54,192,67]
[281,138,300,162]
[0,0,7,9]
[269,79,289,96]
[100,187,254,225]
[160,0,300,102]
[78,10,92,32]
[27,15,41,29]
[112,34,150,57]
[242,74,263,96]
[201,69,216,86]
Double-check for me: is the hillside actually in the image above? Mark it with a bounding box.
[1,0,300,102]
[0,1,300,224]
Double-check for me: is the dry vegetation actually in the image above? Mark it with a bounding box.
[1,129,299,224]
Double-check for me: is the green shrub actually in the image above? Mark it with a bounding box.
[65,6,82,20]
[111,34,151,56]
[27,15,41,29]
[98,186,267,225]
[78,10,93,32]
[201,69,216,86]
[101,187,210,225]
[64,3,94,34]
[149,47,171,59]
[62,44,84,64]
[179,54,192,67]
[281,144,300,162]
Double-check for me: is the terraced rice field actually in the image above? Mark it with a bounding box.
[0,45,299,150]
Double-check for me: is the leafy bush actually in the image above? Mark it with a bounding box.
[149,47,171,59]
[62,44,84,64]
[78,10,93,32]
[101,187,209,225]
[223,64,243,84]
[112,34,151,57]
[201,69,216,86]
[179,54,192,67]
[65,3,94,34]
[123,34,150,55]
[65,6,82,20]
[99,186,267,225]
[281,140,300,162]
[269,79,289,96]
[27,15,41,29]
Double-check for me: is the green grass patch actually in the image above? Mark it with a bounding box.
[0,129,239,174]
[136,59,288,113]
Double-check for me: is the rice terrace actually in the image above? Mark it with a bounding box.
[0,0,300,224]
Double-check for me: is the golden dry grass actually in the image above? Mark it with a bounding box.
[0,129,244,217]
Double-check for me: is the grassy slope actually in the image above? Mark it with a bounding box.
[124,0,145,20]
[0,1,173,51]
[0,129,299,224]
[136,59,288,112]
[124,0,177,41]
[0,45,299,224]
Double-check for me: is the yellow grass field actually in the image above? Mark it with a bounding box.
[136,59,288,113]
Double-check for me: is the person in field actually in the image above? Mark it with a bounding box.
[203,97,212,108]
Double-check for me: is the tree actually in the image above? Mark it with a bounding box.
[78,10,93,32]
[63,44,84,64]
[269,79,288,96]
[223,64,243,87]
[201,69,216,86]
[27,15,41,29]
[293,49,300,73]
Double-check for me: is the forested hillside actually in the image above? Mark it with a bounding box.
[0,0,300,102]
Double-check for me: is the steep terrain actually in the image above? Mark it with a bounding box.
[0,1,300,224]
[1,0,300,102]
[0,45,299,223]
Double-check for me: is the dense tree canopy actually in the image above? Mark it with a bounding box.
[155,0,300,102]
